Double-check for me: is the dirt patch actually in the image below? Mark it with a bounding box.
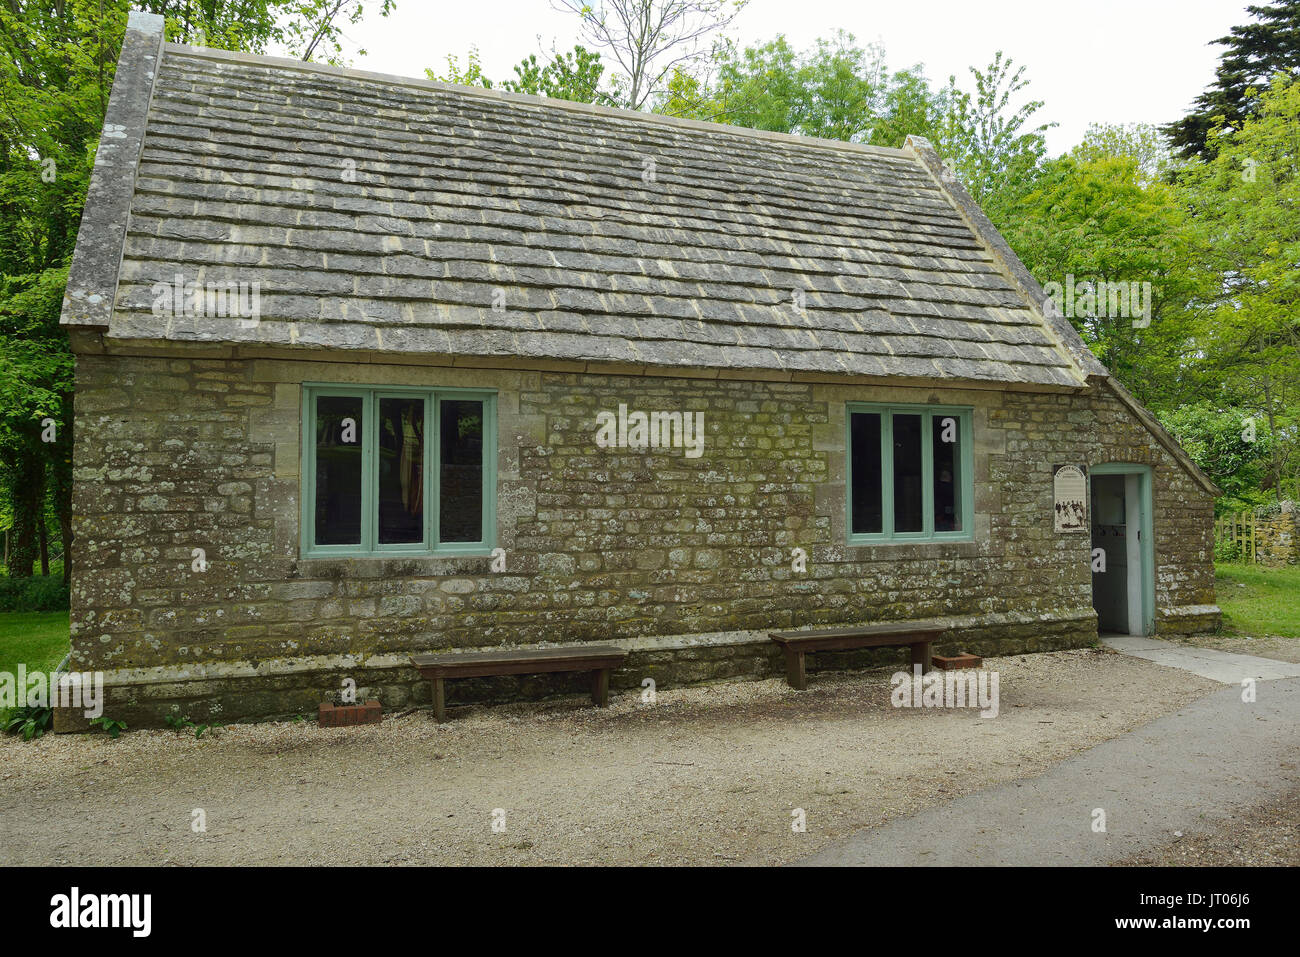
[1116,786,1300,866]
[0,648,1217,866]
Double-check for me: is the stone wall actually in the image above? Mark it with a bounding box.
[1255,506,1299,567]
[66,348,1219,725]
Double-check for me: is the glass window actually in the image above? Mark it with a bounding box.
[378,396,425,545]
[932,414,962,533]
[850,412,883,534]
[847,404,972,542]
[304,388,494,555]
[314,395,363,546]
[438,399,485,544]
[892,413,923,533]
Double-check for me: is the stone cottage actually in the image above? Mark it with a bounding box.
[59,12,1220,725]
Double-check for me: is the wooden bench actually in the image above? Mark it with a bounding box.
[411,645,626,722]
[770,621,946,690]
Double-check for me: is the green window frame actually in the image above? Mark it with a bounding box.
[846,402,974,544]
[301,384,497,557]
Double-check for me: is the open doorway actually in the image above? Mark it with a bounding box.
[1090,465,1154,636]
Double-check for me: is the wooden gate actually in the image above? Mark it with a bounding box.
[1215,511,1257,563]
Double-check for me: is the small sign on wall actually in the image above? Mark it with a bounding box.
[1054,464,1088,532]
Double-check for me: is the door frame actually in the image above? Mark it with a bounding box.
[1089,463,1155,636]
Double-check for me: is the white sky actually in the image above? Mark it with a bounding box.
[312,0,1250,155]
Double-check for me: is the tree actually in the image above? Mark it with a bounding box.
[502,45,612,104]
[1165,0,1300,159]
[0,270,71,579]
[1160,403,1277,512]
[993,145,1199,410]
[1176,77,1300,503]
[935,51,1053,208]
[1070,122,1177,185]
[134,0,395,64]
[427,44,613,104]
[656,39,1048,217]
[426,47,495,88]
[655,32,955,149]
[271,0,396,64]
[0,0,395,580]
[551,0,748,110]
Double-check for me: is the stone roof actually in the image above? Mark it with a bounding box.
[65,12,1109,390]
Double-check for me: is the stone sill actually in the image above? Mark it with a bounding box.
[293,554,495,579]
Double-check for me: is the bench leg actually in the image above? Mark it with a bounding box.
[432,677,446,723]
[591,669,610,707]
[911,641,932,674]
[784,648,807,690]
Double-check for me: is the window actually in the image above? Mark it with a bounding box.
[846,403,973,543]
[302,386,496,556]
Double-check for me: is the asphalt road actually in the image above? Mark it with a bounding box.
[801,676,1300,866]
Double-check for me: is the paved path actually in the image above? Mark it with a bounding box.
[1100,634,1300,683]
[801,675,1300,866]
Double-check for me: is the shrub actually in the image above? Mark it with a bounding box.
[4,706,52,741]
[1214,537,1246,565]
[0,575,69,612]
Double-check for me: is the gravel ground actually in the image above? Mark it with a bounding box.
[1116,786,1300,866]
[0,648,1218,866]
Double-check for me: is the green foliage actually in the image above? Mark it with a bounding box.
[1165,0,1300,159]
[429,44,614,105]
[936,51,1052,207]
[1160,402,1276,511]
[163,714,218,737]
[0,269,73,440]
[1214,536,1247,565]
[90,716,126,738]
[4,705,52,740]
[1071,122,1179,184]
[425,46,494,88]
[992,146,1197,405]
[0,575,69,611]
[1176,77,1300,503]
[502,45,611,104]
[266,0,395,65]
[659,32,955,148]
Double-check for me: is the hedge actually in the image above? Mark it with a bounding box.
[0,575,70,612]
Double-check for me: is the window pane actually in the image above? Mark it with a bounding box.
[932,415,962,532]
[378,397,425,544]
[439,399,484,543]
[314,395,363,545]
[892,413,923,533]
[850,412,883,534]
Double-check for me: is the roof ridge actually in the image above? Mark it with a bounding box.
[162,42,914,162]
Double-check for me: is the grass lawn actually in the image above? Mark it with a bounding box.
[1214,564,1300,639]
[0,611,71,722]
[0,610,70,675]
